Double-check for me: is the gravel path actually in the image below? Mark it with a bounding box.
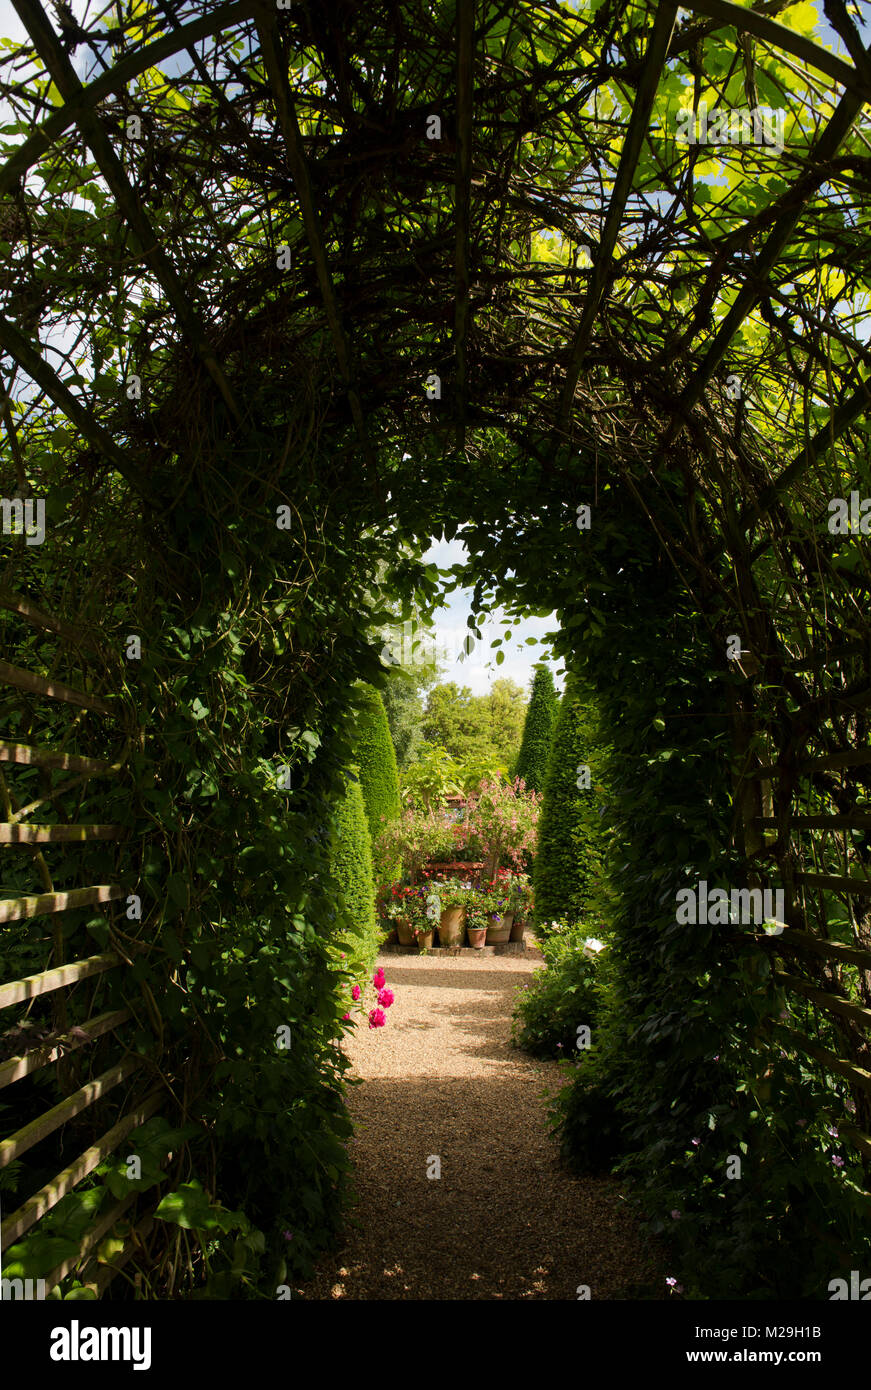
[296,950,663,1300]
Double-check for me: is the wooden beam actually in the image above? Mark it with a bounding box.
[0,1008,131,1088]
[752,925,871,970]
[0,1057,141,1166]
[745,381,871,535]
[756,815,871,830]
[11,0,242,427]
[839,1125,871,1162]
[795,872,871,900]
[0,3,258,198]
[777,1026,871,1095]
[0,590,108,650]
[675,0,868,100]
[774,970,871,1031]
[454,0,474,449]
[0,951,121,1007]
[42,1189,140,1294]
[255,14,376,481]
[85,1211,155,1297]
[675,88,866,420]
[0,1092,162,1248]
[0,823,126,843]
[801,750,871,773]
[0,659,113,714]
[558,1,679,430]
[0,741,117,774]
[0,316,149,498]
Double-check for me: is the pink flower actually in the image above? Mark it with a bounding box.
[373,967,386,990]
[378,988,394,1008]
[342,1012,351,1020]
[796,1118,807,1128]
[368,1007,386,1029]
[351,984,361,1001]
[670,1209,681,1220]
[832,1154,845,1168]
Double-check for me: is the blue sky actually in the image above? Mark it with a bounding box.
[421,536,564,697]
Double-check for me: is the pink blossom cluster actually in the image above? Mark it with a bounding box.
[369,966,394,1027]
[342,966,395,1030]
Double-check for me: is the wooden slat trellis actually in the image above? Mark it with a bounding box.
[0,578,166,1300]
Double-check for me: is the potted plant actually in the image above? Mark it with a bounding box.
[378,884,429,947]
[463,888,489,948]
[480,880,514,944]
[507,872,534,942]
[435,876,468,947]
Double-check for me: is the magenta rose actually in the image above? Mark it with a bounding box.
[377,988,394,1008]
[351,984,361,1001]
[368,1008,386,1029]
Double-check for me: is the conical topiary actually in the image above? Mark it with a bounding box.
[354,684,401,885]
[514,665,559,794]
[328,769,379,974]
[355,684,401,835]
[533,675,603,929]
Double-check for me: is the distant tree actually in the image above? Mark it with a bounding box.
[423,677,527,767]
[486,678,527,765]
[514,666,559,793]
[423,682,493,762]
[381,656,440,769]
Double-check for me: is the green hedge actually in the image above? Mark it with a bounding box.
[514,665,558,794]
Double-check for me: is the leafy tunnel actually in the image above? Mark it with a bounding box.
[0,0,870,1302]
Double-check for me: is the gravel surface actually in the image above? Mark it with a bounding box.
[296,949,663,1300]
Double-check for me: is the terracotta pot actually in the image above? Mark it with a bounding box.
[486,913,513,944]
[395,918,416,946]
[438,906,466,947]
[509,915,526,943]
[467,926,487,949]
[417,928,434,949]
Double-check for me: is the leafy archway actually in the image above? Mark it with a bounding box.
[0,0,869,1299]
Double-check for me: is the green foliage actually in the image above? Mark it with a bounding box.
[511,920,605,1059]
[533,677,606,926]
[328,770,379,978]
[514,666,559,793]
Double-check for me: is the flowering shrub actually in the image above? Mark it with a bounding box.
[511,919,606,1059]
[463,778,541,880]
[374,805,456,883]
